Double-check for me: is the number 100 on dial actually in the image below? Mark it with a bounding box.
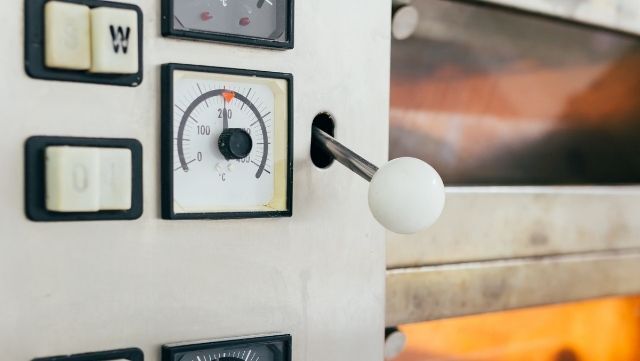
[162,64,293,219]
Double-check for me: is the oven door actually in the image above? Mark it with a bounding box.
[386,0,640,325]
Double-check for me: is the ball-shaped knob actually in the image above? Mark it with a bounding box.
[218,128,253,160]
[368,157,445,234]
[384,328,407,360]
[392,5,419,40]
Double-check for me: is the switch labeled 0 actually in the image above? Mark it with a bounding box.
[46,146,100,212]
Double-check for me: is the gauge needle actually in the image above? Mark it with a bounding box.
[174,15,186,29]
[223,99,228,130]
[221,91,235,130]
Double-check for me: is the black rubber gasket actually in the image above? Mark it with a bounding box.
[33,347,143,361]
[161,0,294,50]
[162,334,291,361]
[161,63,294,220]
[25,136,143,222]
[24,0,144,87]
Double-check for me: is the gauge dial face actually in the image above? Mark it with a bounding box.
[174,344,277,361]
[163,335,291,361]
[164,0,293,48]
[162,64,292,219]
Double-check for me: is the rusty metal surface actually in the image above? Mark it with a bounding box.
[385,249,640,326]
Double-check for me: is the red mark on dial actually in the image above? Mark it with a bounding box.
[239,17,251,26]
[200,11,213,21]
[222,91,236,103]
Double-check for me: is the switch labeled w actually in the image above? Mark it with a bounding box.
[109,25,131,54]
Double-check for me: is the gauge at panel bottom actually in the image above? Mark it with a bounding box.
[161,63,293,220]
[162,335,291,361]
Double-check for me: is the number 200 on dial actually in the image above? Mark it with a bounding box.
[162,64,293,219]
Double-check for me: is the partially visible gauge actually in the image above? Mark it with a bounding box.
[162,0,294,49]
[162,335,291,361]
[161,63,293,220]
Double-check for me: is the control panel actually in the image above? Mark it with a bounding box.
[2,0,391,360]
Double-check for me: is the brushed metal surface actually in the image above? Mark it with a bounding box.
[386,249,640,326]
[387,187,640,268]
[478,0,640,35]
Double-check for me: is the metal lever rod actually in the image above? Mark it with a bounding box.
[312,127,379,182]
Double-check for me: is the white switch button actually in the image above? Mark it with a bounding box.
[46,147,100,212]
[99,148,132,210]
[45,146,133,213]
[44,1,91,70]
[90,7,139,74]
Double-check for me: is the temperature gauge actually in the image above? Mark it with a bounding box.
[162,335,291,361]
[161,64,293,220]
[162,0,294,49]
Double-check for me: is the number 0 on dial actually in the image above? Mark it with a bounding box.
[161,64,293,219]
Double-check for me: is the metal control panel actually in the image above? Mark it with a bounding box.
[0,0,389,360]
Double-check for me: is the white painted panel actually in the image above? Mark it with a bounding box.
[0,1,390,360]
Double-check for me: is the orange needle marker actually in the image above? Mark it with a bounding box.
[222,91,236,103]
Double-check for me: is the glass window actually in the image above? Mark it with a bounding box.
[391,1,640,185]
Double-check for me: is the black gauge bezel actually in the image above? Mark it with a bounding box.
[162,335,292,361]
[161,63,294,220]
[161,0,294,49]
[24,0,144,87]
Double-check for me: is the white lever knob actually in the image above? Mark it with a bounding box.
[368,157,445,234]
[312,127,446,234]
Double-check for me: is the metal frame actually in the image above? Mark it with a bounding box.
[459,0,640,36]
[386,248,640,325]
[386,187,640,324]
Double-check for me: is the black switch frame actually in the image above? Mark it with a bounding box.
[24,0,144,87]
[33,347,143,361]
[25,136,144,222]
